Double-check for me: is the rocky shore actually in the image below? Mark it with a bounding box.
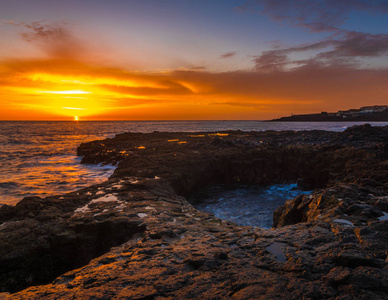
[0,124,387,299]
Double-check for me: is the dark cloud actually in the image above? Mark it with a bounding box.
[2,20,85,59]
[253,40,334,71]
[253,31,388,70]
[220,52,237,59]
[22,22,85,59]
[238,0,388,32]
[21,22,71,43]
[323,31,388,57]
[253,51,289,71]
[237,1,388,71]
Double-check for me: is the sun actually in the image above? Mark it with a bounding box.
[74,116,79,121]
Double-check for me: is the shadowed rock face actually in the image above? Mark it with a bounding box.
[0,125,387,299]
[77,126,387,194]
[0,195,146,293]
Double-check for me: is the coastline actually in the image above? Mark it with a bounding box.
[4,120,388,207]
[268,105,388,122]
[0,125,387,299]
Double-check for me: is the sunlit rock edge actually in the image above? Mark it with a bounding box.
[0,125,387,299]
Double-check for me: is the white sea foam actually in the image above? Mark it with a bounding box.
[333,219,354,227]
[74,194,119,214]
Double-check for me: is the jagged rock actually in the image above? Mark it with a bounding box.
[0,125,387,299]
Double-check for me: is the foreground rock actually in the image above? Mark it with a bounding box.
[0,125,387,299]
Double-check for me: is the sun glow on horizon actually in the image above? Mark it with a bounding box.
[74,116,79,121]
[18,71,177,119]
[2,56,385,121]
[38,90,91,95]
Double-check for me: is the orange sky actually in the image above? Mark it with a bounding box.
[1,1,388,120]
[1,57,387,120]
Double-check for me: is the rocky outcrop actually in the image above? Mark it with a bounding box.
[0,192,146,293]
[0,125,387,299]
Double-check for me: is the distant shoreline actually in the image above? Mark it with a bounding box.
[267,114,388,122]
[268,105,388,122]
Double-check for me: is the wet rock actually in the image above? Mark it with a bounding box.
[0,125,387,299]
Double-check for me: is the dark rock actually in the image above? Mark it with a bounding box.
[0,125,387,299]
[333,249,378,268]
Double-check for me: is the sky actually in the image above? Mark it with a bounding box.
[0,0,387,120]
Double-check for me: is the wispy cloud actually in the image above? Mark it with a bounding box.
[0,19,22,26]
[321,31,388,58]
[2,20,87,59]
[1,10,387,120]
[238,0,388,32]
[23,22,86,59]
[1,55,387,119]
[253,51,289,71]
[220,51,237,59]
[253,31,388,71]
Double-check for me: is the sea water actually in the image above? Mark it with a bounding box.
[0,121,386,205]
[193,184,311,228]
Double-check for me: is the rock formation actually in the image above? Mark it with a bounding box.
[0,124,387,299]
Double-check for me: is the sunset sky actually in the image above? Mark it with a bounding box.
[1,0,387,120]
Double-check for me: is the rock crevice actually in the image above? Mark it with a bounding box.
[0,125,387,299]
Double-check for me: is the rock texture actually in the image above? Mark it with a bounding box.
[0,124,387,299]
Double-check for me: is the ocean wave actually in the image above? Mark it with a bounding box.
[0,181,20,188]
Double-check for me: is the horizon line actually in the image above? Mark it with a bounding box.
[0,119,270,122]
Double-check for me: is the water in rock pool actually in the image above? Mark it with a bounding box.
[1,120,385,205]
[193,184,312,228]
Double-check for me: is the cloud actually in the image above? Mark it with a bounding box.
[0,57,203,118]
[182,65,207,71]
[253,51,289,71]
[21,22,71,42]
[23,22,86,59]
[220,51,237,59]
[1,55,387,119]
[238,0,388,32]
[0,18,387,120]
[0,19,21,26]
[98,83,193,97]
[2,20,86,59]
[322,31,388,58]
[172,65,388,115]
[253,31,388,70]
[237,1,388,72]
[252,40,334,71]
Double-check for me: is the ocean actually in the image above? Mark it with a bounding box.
[1,120,387,206]
[193,183,312,228]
